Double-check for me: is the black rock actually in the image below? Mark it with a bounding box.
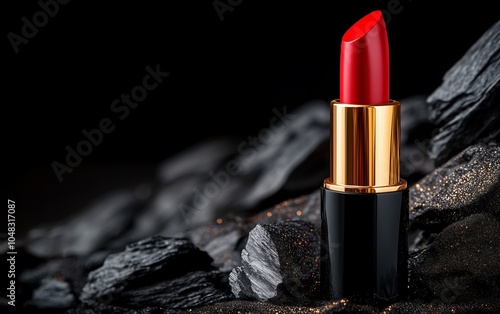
[409,144,500,231]
[427,21,500,165]
[409,213,500,304]
[80,236,213,304]
[30,278,75,309]
[229,221,320,304]
[186,191,322,271]
[115,271,232,309]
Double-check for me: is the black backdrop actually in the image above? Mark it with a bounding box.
[5,1,499,235]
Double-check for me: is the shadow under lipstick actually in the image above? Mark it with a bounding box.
[320,10,409,301]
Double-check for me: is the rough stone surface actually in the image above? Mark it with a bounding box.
[229,221,320,304]
[409,144,500,230]
[80,237,213,303]
[115,271,232,309]
[427,21,500,165]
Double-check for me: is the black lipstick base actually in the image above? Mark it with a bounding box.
[320,187,409,301]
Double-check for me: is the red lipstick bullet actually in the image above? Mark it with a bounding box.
[340,10,389,104]
[320,10,409,301]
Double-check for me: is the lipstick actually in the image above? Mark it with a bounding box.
[320,10,409,301]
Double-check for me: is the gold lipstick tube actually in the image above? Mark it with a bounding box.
[324,100,407,193]
[320,99,409,301]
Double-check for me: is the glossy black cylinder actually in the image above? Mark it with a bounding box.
[320,187,409,301]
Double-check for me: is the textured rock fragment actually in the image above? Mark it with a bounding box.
[410,144,500,229]
[229,221,320,304]
[115,271,232,309]
[80,237,213,303]
[427,21,500,165]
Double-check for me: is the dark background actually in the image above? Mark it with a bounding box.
[4,1,499,236]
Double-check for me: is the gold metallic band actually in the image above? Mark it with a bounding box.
[324,99,406,193]
[323,178,407,193]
